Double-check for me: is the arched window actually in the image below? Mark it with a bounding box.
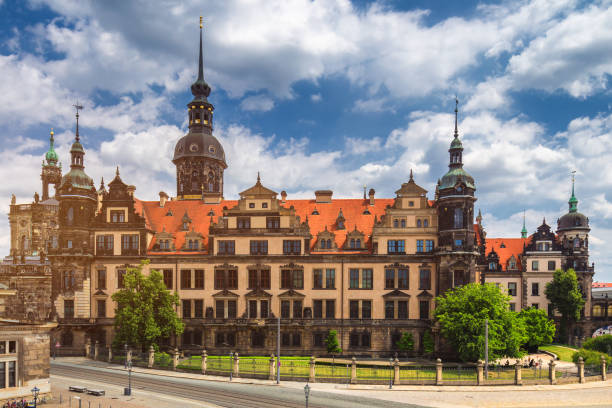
[208,172,214,192]
[417,219,422,228]
[424,219,429,227]
[454,208,463,229]
[67,207,74,225]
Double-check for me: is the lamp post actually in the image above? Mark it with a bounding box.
[304,383,310,408]
[124,343,128,369]
[124,360,132,396]
[31,386,40,408]
[276,315,280,384]
[229,352,233,381]
[389,358,393,389]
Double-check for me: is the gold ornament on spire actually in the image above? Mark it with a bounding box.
[50,128,54,136]
[200,16,203,29]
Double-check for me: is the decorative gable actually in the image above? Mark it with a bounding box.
[153,229,175,251]
[344,226,365,249]
[314,226,337,251]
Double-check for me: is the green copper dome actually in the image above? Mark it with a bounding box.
[450,136,463,149]
[45,130,59,165]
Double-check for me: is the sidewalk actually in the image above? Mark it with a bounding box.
[54,357,611,393]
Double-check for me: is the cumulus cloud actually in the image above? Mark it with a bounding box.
[239,95,275,112]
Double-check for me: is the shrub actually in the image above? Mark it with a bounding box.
[325,330,342,354]
[423,331,434,356]
[155,351,172,367]
[396,332,414,353]
[572,348,612,366]
[583,335,612,355]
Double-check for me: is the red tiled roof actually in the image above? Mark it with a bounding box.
[485,237,531,272]
[593,282,612,288]
[137,198,398,254]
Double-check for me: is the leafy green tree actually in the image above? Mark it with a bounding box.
[325,330,342,354]
[583,335,612,355]
[422,330,435,356]
[112,260,184,351]
[435,282,527,362]
[572,348,612,366]
[518,307,555,352]
[545,268,585,343]
[396,332,414,354]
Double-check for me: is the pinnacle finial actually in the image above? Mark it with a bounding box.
[454,96,459,138]
[50,128,54,137]
[73,102,83,142]
[116,166,120,177]
[257,171,261,183]
[569,170,578,213]
[521,209,528,238]
[197,18,204,82]
[409,168,414,181]
[200,16,203,29]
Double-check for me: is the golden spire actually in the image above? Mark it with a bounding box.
[200,16,203,29]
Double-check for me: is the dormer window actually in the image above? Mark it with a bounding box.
[400,219,406,228]
[393,219,399,228]
[417,219,422,228]
[183,222,189,230]
[237,217,251,229]
[489,262,497,271]
[423,219,429,227]
[110,210,125,223]
[509,259,516,269]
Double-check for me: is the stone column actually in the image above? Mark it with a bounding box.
[85,342,91,358]
[578,357,585,384]
[148,346,155,369]
[269,354,276,381]
[108,347,113,363]
[233,352,240,378]
[394,357,400,385]
[94,341,99,360]
[601,356,607,381]
[476,360,484,385]
[435,358,443,386]
[549,360,557,385]
[309,356,316,383]
[515,362,522,385]
[350,357,357,384]
[201,349,207,375]
[172,348,179,371]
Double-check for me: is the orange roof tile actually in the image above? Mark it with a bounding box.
[593,282,612,288]
[485,237,531,272]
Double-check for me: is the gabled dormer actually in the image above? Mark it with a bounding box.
[336,208,345,230]
[314,226,337,251]
[153,229,175,251]
[486,249,500,272]
[345,226,365,250]
[394,170,428,209]
[181,211,192,231]
[93,167,146,228]
[183,228,204,251]
[524,218,560,252]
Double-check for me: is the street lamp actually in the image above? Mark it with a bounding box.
[304,383,310,408]
[229,352,234,381]
[124,360,132,396]
[389,358,393,389]
[31,386,40,408]
[124,343,128,369]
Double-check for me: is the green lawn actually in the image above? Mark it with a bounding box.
[539,344,577,362]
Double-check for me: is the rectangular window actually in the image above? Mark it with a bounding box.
[249,300,258,318]
[419,300,430,319]
[266,217,280,229]
[97,269,106,290]
[283,240,301,255]
[194,299,203,318]
[292,333,301,347]
[282,333,291,347]
[419,269,431,290]
[548,261,556,271]
[362,300,372,319]
[362,269,373,289]
[281,270,291,289]
[425,240,434,252]
[292,270,304,289]
[97,299,106,318]
[237,217,250,229]
[215,270,224,290]
[248,270,258,289]
[293,300,303,318]
[387,240,405,254]
[0,362,4,389]
[64,299,74,318]
[260,269,270,289]
[121,234,139,254]
[416,240,424,253]
[385,301,394,319]
[508,282,517,297]
[194,269,204,289]
[532,282,539,296]
[397,269,408,289]
[509,303,516,312]
[215,300,224,319]
[313,269,323,289]
[8,362,15,388]
[163,269,173,289]
[325,269,335,289]
[110,210,125,223]
[349,269,359,289]
[227,269,237,289]
[532,261,539,271]
[398,301,408,319]
[228,300,237,318]
[385,269,395,289]
[117,269,126,289]
[281,269,303,289]
[96,235,113,254]
[349,300,359,319]
[281,300,290,318]
[181,269,191,289]
[63,270,75,290]
[313,333,325,347]
[532,303,539,309]
[325,300,335,318]
[313,300,323,318]
[218,240,235,255]
[183,300,191,318]
[250,240,268,255]
[260,300,269,318]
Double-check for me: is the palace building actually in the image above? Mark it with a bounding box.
[1,23,597,356]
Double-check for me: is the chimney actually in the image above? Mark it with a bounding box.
[368,188,375,206]
[281,190,287,203]
[314,190,333,203]
[127,185,136,197]
[159,191,169,207]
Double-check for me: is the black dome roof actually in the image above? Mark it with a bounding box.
[557,211,589,232]
[172,130,226,166]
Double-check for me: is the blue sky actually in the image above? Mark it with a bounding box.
[1,0,612,279]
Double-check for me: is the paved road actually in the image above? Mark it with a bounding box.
[51,360,423,408]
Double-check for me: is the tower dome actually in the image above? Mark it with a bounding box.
[45,129,59,165]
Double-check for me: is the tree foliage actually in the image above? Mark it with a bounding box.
[518,307,555,352]
[112,260,183,350]
[396,332,414,353]
[435,283,527,362]
[572,348,612,366]
[545,268,585,342]
[325,330,342,354]
[422,330,435,356]
[583,335,612,355]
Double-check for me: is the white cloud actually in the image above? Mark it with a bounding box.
[344,136,383,155]
[239,95,275,112]
[310,93,322,102]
